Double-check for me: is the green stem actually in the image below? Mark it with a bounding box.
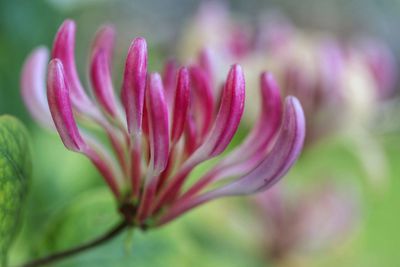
[14,221,128,267]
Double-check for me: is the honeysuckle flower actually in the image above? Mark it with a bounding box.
[21,20,305,228]
[253,181,360,264]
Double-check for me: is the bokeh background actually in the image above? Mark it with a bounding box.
[1,0,400,266]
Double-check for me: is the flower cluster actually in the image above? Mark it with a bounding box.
[179,2,397,144]
[21,20,305,228]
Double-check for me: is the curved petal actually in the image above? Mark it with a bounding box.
[90,49,119,117]
[121,37,148,136]
[47,59,85,151]
[157,96,305,225]
[51,20,95,113]
[189,65,215,139]
[171,67,190,143]
[190,64,245,161]
[146,73,170,176]
[90,25,120,118]
[181,72,283,198]
[210,96,305,196]
[21,46,53,128]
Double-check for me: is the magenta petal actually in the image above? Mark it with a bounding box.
[171,67,190,143]
[162,59,178,108]
[121,37,148,135]
[51,20,92,108]
[90,49,118,117]
[192,64,245,160]
[146,73,170,175]
[181,72,282,198]
[189,66,215,139]
[21,47,53,128]
[221,72,282,164]
[159,96,305,225]
[91,25,116,60]
[47,59,86,151]
[211,96,305,196]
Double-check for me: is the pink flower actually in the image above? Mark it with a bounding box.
[21,20,305,228]
[254,181,360,262]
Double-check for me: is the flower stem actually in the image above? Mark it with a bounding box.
[15,220,129,267]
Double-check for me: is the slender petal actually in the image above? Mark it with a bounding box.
[47,59,86,151]
[157,96,305,225]
[51,20,93,110]
[171,67,190,143]
[90,49,118,117]
[210,96,305,196]
[21,46,53,128]
[121,37,148,135]
[189,66,215,139]
[91,25,116,59]
[181,72,282,198]
[146,73,170,175]
[153,64,245,209]
[90,25,120,118]
[162,59,178,108]
[190,64,245,160]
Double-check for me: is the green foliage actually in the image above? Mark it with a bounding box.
[0,115,31,266]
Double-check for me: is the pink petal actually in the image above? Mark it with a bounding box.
[171,67,190,143]
[91,25,116,59]
[191,64,245,160]
[181,72,282,198]
[89,25,120,118]
[146,73,170,175]
[162,59,178,109]
[90,49,119,117]
[152,65,245,209]
[121,37,148,135]
[47,59,85,151]
[21,47,53,128]
[158,96,305,225]
[189,65,215,139]
[210,96,305,196]
[51,20,93,110]
[82,133,122,198]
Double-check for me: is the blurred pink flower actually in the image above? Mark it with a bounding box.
[21,20,305,228]
[179,2,397,145]
[254,181,360,262]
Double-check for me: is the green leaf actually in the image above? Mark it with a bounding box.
[0,115,31,266]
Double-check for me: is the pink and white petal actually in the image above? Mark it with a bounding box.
[207,96,305,196]
[158,96,305,225]
[47,59,86,151]
[21,46,53,128]
[121,37,148,135]
[198,48,215,84]
[189,66,215,139]
[81,131,123,198]
[171,67,190,143]
[90,49,119,117]
[218,72,282,166]
[91,25,115,60]
[146,73,170,176]
[51,20,94,110]
[162,59,178,109]
[153,65,245,208]
[189,64,245,162]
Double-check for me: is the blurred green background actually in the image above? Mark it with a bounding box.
[1,0,400,266]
